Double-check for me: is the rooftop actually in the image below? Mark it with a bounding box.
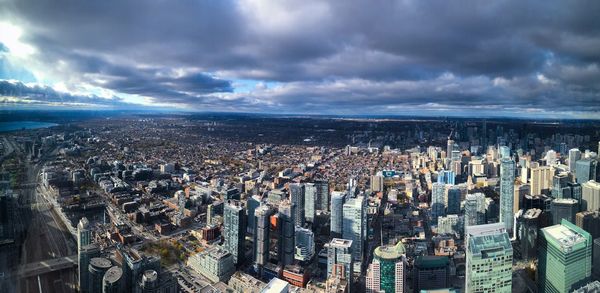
[542,220,589,251]
[330,238,352,248]
[103,266,122,283]
[414,255,449,268]
[374,241,406,260]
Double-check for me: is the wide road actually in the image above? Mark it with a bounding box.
[14,140,77,293]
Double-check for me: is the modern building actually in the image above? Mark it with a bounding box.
[365,261,381,293]
[102,266,123,293]
[465,223,512,293]
[431,182,446,222]
[78,217,94,292]
[552,173,570,199]
[223,200,247,265]
[342,195,366,272]
[247,195,261,234]
[518,209,541,261]
[278,200,296,266]
[572,280,600,293]
[569,148,582,174]
[289,183,305,227]
[304,183,316,223]
[79,244,100,293]
[499,158,515,233]
[138,269,178,293]
[551,198,579,225]
[119,247,161,293]
[327,238,353,283]
[228,271,266,293]
[315,179,330,211]
[294,227,315,262]
[446,186,461,215]
[437,215,461,236]
[576,211,600,239]
[576,159,598,184]
[330,191,346,237]
[413,256,450,292]
[438,170,455,185]
[531,166,553,196]
[282,264,310,288]
[464,193,486,232]
[539,219,592,293]
[187,246,235,283]
[253,205,272,273]
[369,242,407,293]
[582,180,600,211]
[88,257,112,293]
[371,174,384,192]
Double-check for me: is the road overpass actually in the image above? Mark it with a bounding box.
[19,255,77,279]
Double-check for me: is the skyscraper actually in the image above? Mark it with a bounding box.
[431,182,446,221]
[576,159,598,184]
[327,238,353,287]
[330,191,346,238]
[79,244,100,293]
[570,148,582,174]
[365,261,381,293]
[413,256,450,292]
[294,227,315,262]
[582,180,600,212]
[518,208,541,260]
[446,185,461,215]
[279,200,296,266]
[552,173,570,199]
[538,219,592,293]
[464,193,486,232]
[304,183,316,223]
[499,146,510,159]
[370,174,384,192]
[289,183,305,227]
[253,205,272,274]
[367,242,407,293]
[342,196,366,273]
[499,158,515,234]
[78,217,93,292]
[551,198,579,225]
[223,200,247,265]
[531,166,553,196]
[247,195,261,234]
[315,179,330,211]
[465,223,513,293]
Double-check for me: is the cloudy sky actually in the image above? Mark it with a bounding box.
[1,0,599,118]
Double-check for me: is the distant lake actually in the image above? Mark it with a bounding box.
[0,121,59,132]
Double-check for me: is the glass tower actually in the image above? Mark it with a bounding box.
[499,158,515,234]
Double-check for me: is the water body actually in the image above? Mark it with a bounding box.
[0,121,59,132]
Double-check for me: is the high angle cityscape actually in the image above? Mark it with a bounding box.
[1,1,600,293]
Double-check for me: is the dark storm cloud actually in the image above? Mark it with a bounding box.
[0,80,130,107]
[1,0,599,114]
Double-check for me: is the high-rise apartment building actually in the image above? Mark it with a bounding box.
[431,182,446,221]
[78,217,93,293]
[279,200,296,266]
[327,238,354,288]
[315,179,330,211]
[582,180,600,211]
[289,183,305,227]
[446,185,461,215]
[253,205,272,273]
[223,200,247,265]
[304,183,316,223]
[464,193,486,232]
[499,158,515,233]
[570,148,582,174]
[576,159,598,184]
[531,166,553,196]
[551,198,579,225]
[330,191,346,238]
[366,242,407,293]
[342,196,366,272]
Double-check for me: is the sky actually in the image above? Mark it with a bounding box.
[0,0,599,118]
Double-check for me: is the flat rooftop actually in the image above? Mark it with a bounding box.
[543,224,586,250]
[330,238,352,248]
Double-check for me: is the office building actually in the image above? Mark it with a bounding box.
[413,256,450,292]
[119,247,161,293]
[78,217,94,292]
[570,182,583,206]
[431,182,446,222]
[289,183,305,227]
[279,200,295,266]
[304,183,316,223]
[368,242,407,293]
[331,191,346,237]
[327,238,353,282]
[518,209,541,261]
[138,269,178,293]
[465,223,512,293]
[582,180,600,211]
[253,205,272,273]
[576,159,598,184]
[315,179,330,211]
[551,198,579,225]
[570,148,582,174]
[552,173,570,199]
[464,193,486,232]
[223,200,247,265]
[539,219,592,293]
[576,211,600,240]
[187,246,235,283]
[437,170,455,185]
[79,244,100,293]
[446,186,461,215]
[365,261,381,293]
[102,266,123,293]
[572,281,600,293]
[499,158,515,233]
[88,257,112,293]
[342,196,366,271]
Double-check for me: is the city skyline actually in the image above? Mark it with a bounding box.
[0,1,599,118]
